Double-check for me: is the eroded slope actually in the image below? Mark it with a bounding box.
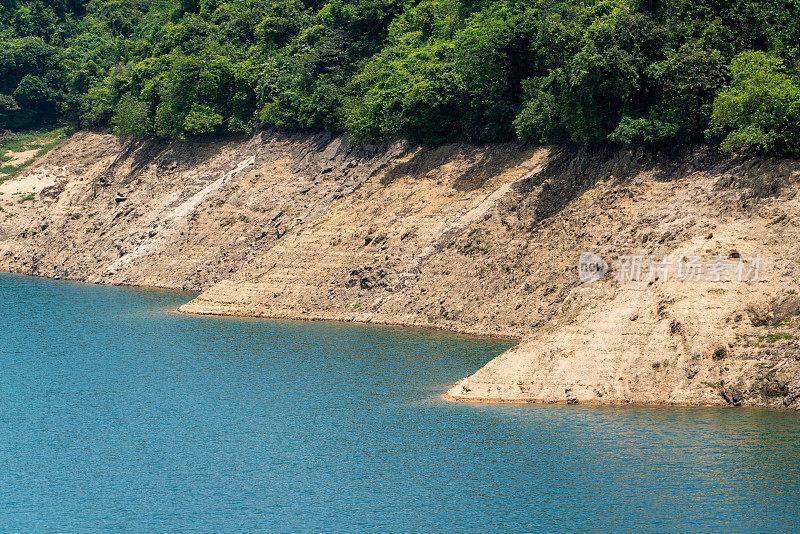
[2,132,800,407]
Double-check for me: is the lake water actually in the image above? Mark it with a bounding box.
[1,273,799,532]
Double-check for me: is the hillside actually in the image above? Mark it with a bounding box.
[1,0,800,154]
[1,131,800,408]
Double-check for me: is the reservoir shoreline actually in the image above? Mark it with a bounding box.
[3,131,800,409]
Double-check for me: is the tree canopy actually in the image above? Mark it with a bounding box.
[1,0,799,155]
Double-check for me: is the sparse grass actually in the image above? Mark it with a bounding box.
[17,193,35,203]
[701,380,723,391]
[759,332,795,344]
[0,126,72,182]
[0,127,68,153]
[219,214,249,227]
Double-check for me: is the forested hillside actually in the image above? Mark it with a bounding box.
[1,0,798,153]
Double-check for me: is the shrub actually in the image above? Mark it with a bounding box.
[111,93,152,134]
[712,51,800,156]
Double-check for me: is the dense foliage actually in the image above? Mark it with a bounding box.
[1,0,799,154]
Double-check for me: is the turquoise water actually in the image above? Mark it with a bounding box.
[1,274,800,532]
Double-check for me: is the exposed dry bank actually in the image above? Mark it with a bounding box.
[1,131,800,408]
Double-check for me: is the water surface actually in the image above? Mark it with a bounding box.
[1,274,799,532]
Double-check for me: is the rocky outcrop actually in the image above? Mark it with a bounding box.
[2,131,800,408]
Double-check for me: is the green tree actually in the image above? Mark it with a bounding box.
[0,94,20,126]
[111,92,151,134]
[345,42,465,143]
[712,51,800,155]
[183,102,223,133]
[610,44,727,144]
[12,73,57,125]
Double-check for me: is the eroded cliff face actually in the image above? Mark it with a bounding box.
[2,131,800,408]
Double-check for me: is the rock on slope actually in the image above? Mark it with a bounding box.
[1,131,800,408]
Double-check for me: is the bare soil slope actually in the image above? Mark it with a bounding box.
[2,131,799,408]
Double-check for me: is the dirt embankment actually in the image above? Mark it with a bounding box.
[2,131,800,408]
